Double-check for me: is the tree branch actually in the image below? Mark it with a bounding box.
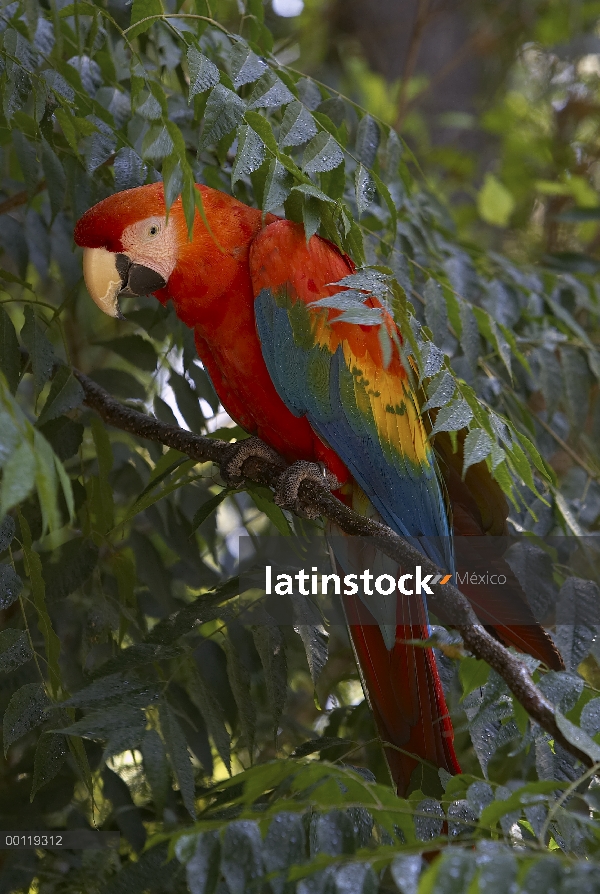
[74,369,592,768]
[0,181,46,217]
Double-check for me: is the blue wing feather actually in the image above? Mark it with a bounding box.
[254,288,453,571]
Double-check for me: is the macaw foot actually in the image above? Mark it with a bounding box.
[274,461,340,520]
[221,436,284,485]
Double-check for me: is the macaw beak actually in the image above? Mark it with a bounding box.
[82,247,167,318]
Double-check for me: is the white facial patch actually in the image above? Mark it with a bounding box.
[120,215,179,284]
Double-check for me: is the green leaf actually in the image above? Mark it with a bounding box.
[279,100,317,147]
[13,131,40,198]
[0,628,31,674]
[231,124,266,185]
[42,69,75,103]
[0,307,21,394]
[187,46,220,100]
[514,430,554,484]
[555,712,600,762]
[120,463,191,526]
[89,368,147,401]
[423,372,455,411]
[169,370,205,432]
[506,439,537,492]
[0,439,36,517]
[186,661,231,771]
[462,428,492,475]
[473,307,512,378]
[296,77,322,110]
[390,855,423,894]
[187,364,220,413]
[0,562,23,610]
[142,124,174,161]
[31,733,68,800]
[355,163,375,216]
[161,154,183,208]
[262,812,306,886]
[21,307,55,397]
[248,70,294,109]
[252,623,287,735]
[190,489,231,532]
[54,108,80,156]
[291,182,336,204]
[37,365,84,426]
[199,84,245,150]
[153,394,178,427]
[102,766,147,852]
[0,405,20,471]
[4,70,32,122]
[20,512,62,695]
[581,698,600,737]
[39,416,84,462]
[88,418,114,533]
[128,0,162,36]
[355,114,380,168]
[159,701,197,819]
[424,278,449,348]
[303,131,344,174]
[561,345,591,430]
[134,451,188,505]
[479,781,567,829]
[40,139,66,218]
[136,93,163,120]
[98,335,158,373]
[302,195,321,241]
[292,596,328,686]
[429,399,473,436]
[477,173,515,227]
[246,483,292,535]
[114,147,148,191]
[141,728,170,818]
[56,704,146,743]
[458,300,480,372]
[145,577,238,647]
[185,832,221,894]
[229,41,268,89]
[371,169,397,232]
[3,682,50,755]
[459,656,490,698]
[62,672,160,710]
[33,429,60,533]
[223,636,256,756]
[221,822,263,894]
[0,515,15,551]
[262,158,293,213]
[239,113,277,160]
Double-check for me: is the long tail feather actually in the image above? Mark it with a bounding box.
[328,525,460,795]
[344,589,461,795]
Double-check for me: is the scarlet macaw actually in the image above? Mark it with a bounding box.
[75,183,562,794]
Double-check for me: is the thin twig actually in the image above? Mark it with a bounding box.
[0,181,46,217]
[394,0,433,131]
[73,368,593,769]
[535,411,600,482]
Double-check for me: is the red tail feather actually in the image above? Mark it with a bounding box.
[344,591,460,795]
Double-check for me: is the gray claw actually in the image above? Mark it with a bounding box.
[221,436,284,485]
[274,461,340,519]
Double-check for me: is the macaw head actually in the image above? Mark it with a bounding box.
[74,182,187,319]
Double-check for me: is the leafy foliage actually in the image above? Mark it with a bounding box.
[0,1,599,892]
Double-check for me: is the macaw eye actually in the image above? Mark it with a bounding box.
[147,224,160,237]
